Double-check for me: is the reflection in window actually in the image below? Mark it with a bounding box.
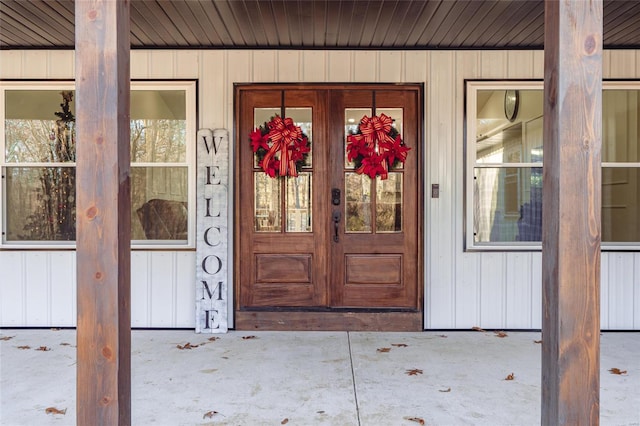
[474,167,542,243]
[254,172,281,232]
[345,172,372,232]
[2,83,194,245]
[286,173,312,232]
[376,173,403,232]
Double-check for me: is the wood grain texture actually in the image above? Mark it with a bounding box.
[75,0,131,424]
[235,311,422,331]
[542,0,602,424]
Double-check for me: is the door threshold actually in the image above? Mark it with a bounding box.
[234,310,423,331]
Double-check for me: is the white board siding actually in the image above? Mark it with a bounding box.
[1,49,640,330]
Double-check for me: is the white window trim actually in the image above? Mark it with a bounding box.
[0,80,197,250]
[466,80,640,251]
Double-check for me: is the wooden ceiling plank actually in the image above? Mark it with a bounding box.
[282,0,302,47]
[401,0,444,47]
[268,1,292,46]
[208,0,248,46]
[415,0,459,46]
[358,0,387,48]
[128,3,162,46]
[0,10,55,47]
[153,0,202,46]
[602,2,640,44]
[389,0,428,47]
[298,0,315,47]
[493,1,544,48]
[427,0,482,48]
[336,1,357,47]
[312,0,328,47]
[181,1,225,46]
[323,0,342,47]
[473,0,537,47]
[131,0,184,46]
[2,0,72,46]
[214,0,255,46]
[254,0,280,46]
[455,0,511,47]
[238,0,266,47]
[372,0,412,48]
[506,10,545,48]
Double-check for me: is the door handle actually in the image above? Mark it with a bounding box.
[332,210,341,242]
[331,188,341,206]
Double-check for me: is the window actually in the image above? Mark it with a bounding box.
[466,81,640,250]
[1,81,196,248]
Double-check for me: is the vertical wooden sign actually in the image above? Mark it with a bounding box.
[196,128,229,333]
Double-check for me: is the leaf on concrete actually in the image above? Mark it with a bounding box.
[494,331,508,338]
[472,326,486,332]
[176,342,199,350]
[242,336,257,340]
[439,387,451,393]
[392,343,409,347]
[436,334,448,338]
[60,342,71,346]
[36,346,51,351]
[17,345,31,350]
[377,347,391,353]
[45,407,67,415]
[404,416,425,425]
[533,340,542,344]
[505,373,515,381]
[0,335,15,341]
[208,337,220,342]
[281,418,289,424]
[202,410,220,419]
[609,368,627,375]
[406,368,423,376]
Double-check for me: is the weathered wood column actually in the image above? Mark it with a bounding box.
[542,0,602,424]
[75,0,131,424]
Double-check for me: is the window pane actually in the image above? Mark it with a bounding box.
[285,107,313,167]
[286,173,312,232]
[476,90,543,163]
[345,108,372,167]
[132,167,188,241]
[4,167,76,241]
[254,172,281,232]
[376,173,402,232]
[602,167,640,242]
[130,90,187,162]
[345,172,372,233]
[602,90,640,162]
[253,108,281,168]
[473,167,542,243]
[5,90,76,163]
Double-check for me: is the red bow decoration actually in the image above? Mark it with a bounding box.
[346,114,410,180]
[250,115,310,178]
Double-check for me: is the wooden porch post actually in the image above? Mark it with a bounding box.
[542,0,602,424]
[75,0,131,424]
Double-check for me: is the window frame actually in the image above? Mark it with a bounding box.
[1,80,197,249]
[465,80,640,251]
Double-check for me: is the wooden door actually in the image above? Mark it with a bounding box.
[235,85,421,329]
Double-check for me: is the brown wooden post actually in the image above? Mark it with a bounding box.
[75,0,131,424]
[542,0,602,424]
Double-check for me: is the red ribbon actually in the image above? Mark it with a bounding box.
[261,116,304,177]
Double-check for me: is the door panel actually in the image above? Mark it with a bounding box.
[237,85,420,315]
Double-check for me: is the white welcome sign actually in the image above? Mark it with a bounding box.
[195,128,229,333]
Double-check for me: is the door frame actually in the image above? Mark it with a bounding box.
[233,83,424,331]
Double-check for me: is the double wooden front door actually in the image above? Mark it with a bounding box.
[235,84,421,329]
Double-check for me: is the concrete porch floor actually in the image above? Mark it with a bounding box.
[1,330,638,425]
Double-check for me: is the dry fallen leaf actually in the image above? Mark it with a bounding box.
[45,407,67,415]
[208,337,219,342]
[60,342,71,346]
[0,336,15,341]
[202,410,219,419]
[36,346,51,351]
[505,373,515,381]
[436,334,448,338]
[17,345,31,350]
[472,326,486,332]
[392,343,409,347]
[377,347,391,353]
[609,368,628,375]
[534,340,542,344]
[439,387,451,393]
[404,416,426,425]
[494,331,508,338]
[406,368,423,376]
[242,335,257,340]
[176,342,199,350]
[281,418,289,424]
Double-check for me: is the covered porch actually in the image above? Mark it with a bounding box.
[1,329,638,425]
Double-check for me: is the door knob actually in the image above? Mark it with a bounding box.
[332,210,341,242]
